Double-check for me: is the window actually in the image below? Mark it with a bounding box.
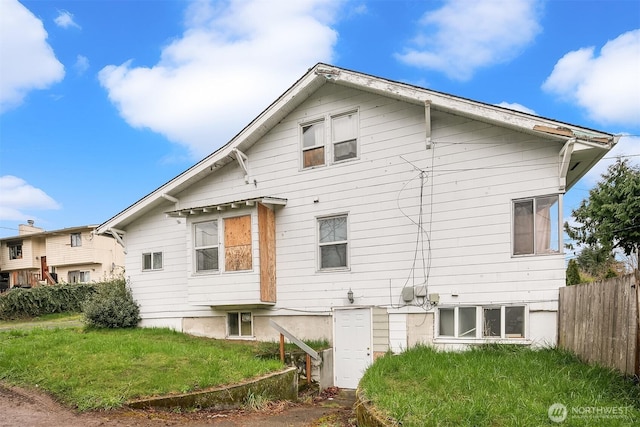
[301,110,359,169]
[195,220,218,272]
[227,312,252,337]
[302,121,325,168]
[437,306,525,339]
[8,241,22,260]
[142,252,163,271]
[68,270,90,283]
[332,112,358,162]
[513,195,559,255]
[318,215,348,270]
[224,216,252,271]
[70,233,82,247]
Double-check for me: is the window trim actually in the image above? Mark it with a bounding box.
[436,305,527,341]
[301,119,326,169]
[8,241,22,260]
[70,233,82,247]
[194,219,220,274]
[227,311,254,339]
[512,194,561,257]
[300,108,360,171]
[68,270,90,283]
[317,213,349,272]
[142,251,163,271]
[331,110,359,163]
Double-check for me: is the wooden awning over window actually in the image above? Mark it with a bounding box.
[165,196,287,217]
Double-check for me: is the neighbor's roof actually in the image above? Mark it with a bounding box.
[0,224,100,242]
[96,63,617,234]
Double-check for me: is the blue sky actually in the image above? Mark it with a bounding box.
[1,0,639,240]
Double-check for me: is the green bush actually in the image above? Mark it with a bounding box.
[82,280,140,328]
[0,282,98,320]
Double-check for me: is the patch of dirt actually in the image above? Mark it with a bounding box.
[0,384,357,427]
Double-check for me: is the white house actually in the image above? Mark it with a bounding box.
[96,64,617,388]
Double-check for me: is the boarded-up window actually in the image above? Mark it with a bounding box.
[225,215,252,271]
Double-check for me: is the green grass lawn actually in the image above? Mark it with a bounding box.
[359,345,640,426]
[0,324,284,411]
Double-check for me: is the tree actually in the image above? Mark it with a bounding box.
[565,158,640,270]
[566,259,581,285]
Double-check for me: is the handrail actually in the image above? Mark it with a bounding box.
[269,319,320,361]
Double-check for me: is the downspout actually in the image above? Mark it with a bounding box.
[425,101,432,149]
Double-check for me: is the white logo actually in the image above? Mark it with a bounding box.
[548,403,568,423]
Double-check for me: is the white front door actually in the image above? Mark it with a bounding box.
[334,307,372,389]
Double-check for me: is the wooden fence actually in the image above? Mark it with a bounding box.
[558,272,640,377]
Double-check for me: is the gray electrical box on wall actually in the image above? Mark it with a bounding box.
[402,287,415,302]
[428,293,440,304]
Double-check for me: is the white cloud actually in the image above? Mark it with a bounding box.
[395,0,541,81]
[0,176,61,221]
[99,0,341,159]
[74,54,90,75]
[0,0,65,113]
[581,135,640,185]
[542,29,640,127]
[54,10,81,29]
[496,102,536,115]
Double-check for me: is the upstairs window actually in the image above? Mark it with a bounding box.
[302,121,325,168]
[70,233,82,247]
[142,252,163,271]
[513,195,560,256]
[332,112,358,162]
[195,220,219,272]
[318,215,348,270]
[301,110,359,169]
[8,242,22,260]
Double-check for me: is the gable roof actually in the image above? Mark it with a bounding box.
[96,63,618,235]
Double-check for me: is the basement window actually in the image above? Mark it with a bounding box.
[227,312,253,338]
[68,270,90,283]
[438,305,526,340]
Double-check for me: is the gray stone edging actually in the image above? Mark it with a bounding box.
[354,388,400,427]
[127,366,298,410]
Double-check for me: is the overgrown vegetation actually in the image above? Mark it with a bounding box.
[359,345,640,426]
[82,279,140,328]
[0,282,98,320]
[0,326,283,411]
[565,158,640,274]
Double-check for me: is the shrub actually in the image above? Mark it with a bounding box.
[82,279,140,328]
[0,282,97,320]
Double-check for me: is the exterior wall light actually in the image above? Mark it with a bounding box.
[347,288,354,304]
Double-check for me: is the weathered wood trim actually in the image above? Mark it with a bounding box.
[258,203,276,303]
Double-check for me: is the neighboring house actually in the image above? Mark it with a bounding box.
[0,221,125,288]
[96,64,617,388]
